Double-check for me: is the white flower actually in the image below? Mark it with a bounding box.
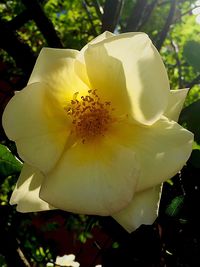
[3,31,193,233]
[55,254,80,267]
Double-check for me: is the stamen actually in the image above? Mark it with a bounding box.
[65,90,114,143]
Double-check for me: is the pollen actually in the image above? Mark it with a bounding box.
[65,90,114,143]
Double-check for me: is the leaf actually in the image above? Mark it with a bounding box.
[179,99,200,144]
[183,40,200,72]
[0,144,22,178]
[165,195,185,217]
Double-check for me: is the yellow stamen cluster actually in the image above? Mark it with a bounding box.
[66,89,114,143]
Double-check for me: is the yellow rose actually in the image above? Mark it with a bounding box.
[2,32,193,233]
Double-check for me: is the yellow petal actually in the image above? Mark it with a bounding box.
[78,31,115,61]
[28,47,79,85]
[134,117,193,191]
[2,82,69,173]
[40,138,140,216]
[10,163,55,212]
[106,116,193,192]
[85,31,115,45]
[30,56,90,107]
[84,43,131,117]
[164,89,188,122]
[84,32,170,124]
[112,185,162,233]
[74,59,91,89]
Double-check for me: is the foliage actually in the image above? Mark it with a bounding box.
[0,143,22,178]
[0,0,200,266]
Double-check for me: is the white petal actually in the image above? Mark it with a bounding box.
[78,31,115,61]
[112,185,162,233]
[164,88,188,122]
[40,138,139,216]
[106,116,193,192]
[84,32,170,125]
[28,47,79,85]
[134,117,193,191]
[10,163,55,212]
[2,82,69,173]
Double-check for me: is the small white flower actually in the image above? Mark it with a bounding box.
[55,254,80,267]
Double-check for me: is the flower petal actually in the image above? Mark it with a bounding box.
[28,47,79,85]
[84,32,170,124]
[134,117,193,191]
[164,88,188,121]
[2,82,69,173]
[112,185,162,233]
[29,56,90,107]
[78,31,115,61]
[107,116,193,191]
[56,254,80,267]
[75,31,115,89]
[40,139,140,216]
[10,163,55,212]
[27,50,90,108]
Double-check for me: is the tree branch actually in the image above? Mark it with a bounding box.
[82,0,98,36]
[173,7,196,24]
[155,0,176,51]
[7,9,30,31]
[16,246,31,267]
[138,0,159,30]
[124,0,148,32]
[0,18,36,80]
[85,0,103,19]
[171,40,183,88]
[21,0,63,48]
[186,74,200,91]
[101,0,124,32]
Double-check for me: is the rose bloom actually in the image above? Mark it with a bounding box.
[2,32,193,233]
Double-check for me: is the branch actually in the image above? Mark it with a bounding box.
[7,10,30,31]
[82,0,98,36]
[138,0,159,30]
[16,246,31,267]
[171,40,183,88]
[186,74,200,91]
[21,0,63,48]
[155,0,176,51]
[0,18,36,80]
[101,0,124,32]
[173,7,196,24]
[125,0,148,32]
[85,0,103,19]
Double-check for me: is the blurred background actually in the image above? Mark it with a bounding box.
[0,0,200,266]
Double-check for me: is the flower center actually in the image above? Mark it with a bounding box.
[66,89,114,143]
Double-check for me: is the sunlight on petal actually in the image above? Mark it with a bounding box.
[164,89,188,121]
[84,32,170,125]
[40,138,139,215]
[28,47,79,85]
[112,185,162,233]
[10,164,55,212]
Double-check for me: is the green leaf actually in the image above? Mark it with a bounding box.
[165,195,185,217]
[183,40,200,72]
[179,99,200,144]
[0,144,22,178]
